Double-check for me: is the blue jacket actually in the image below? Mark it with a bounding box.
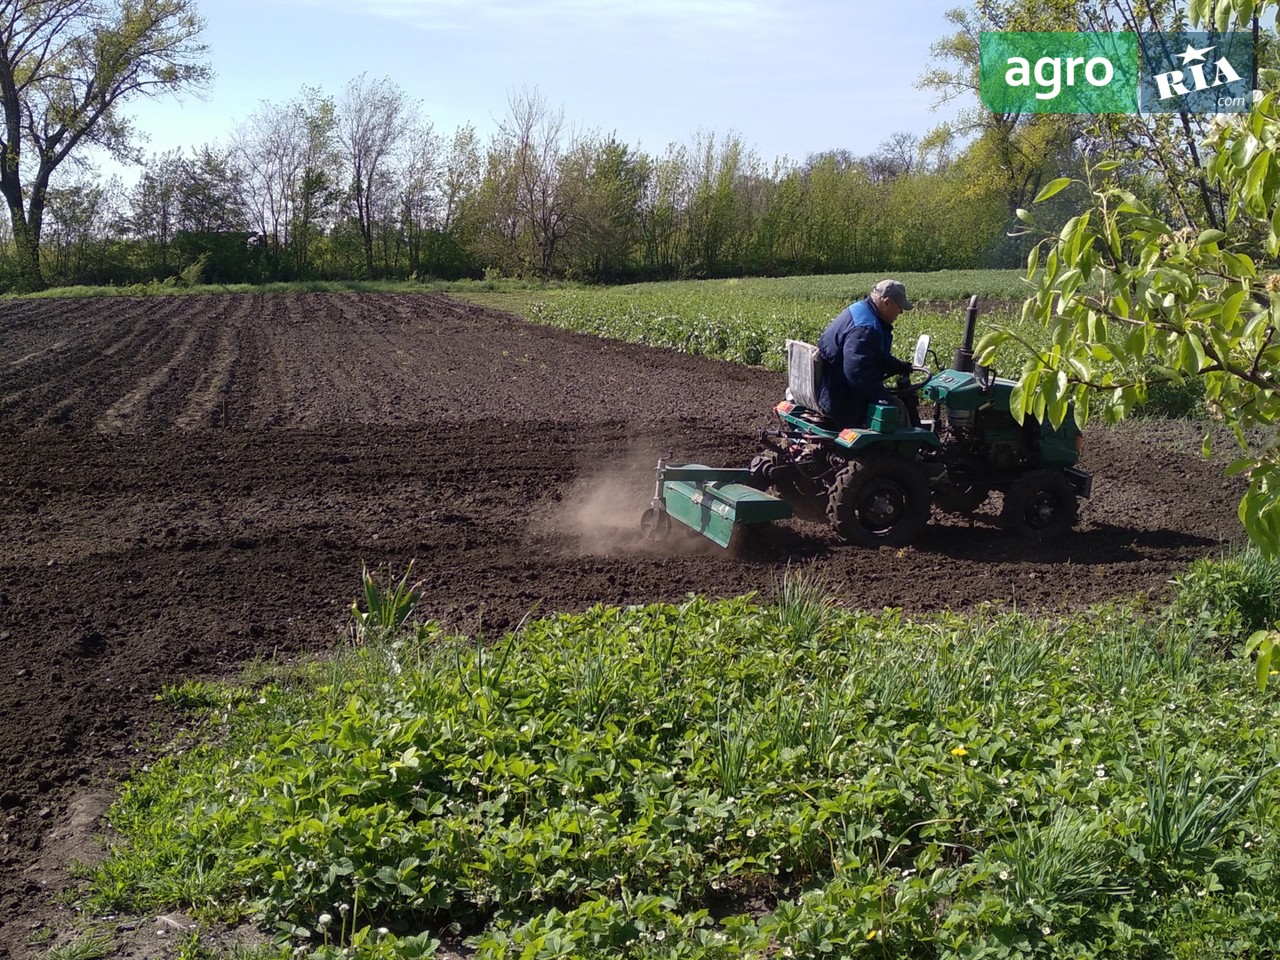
[816,297,912,426]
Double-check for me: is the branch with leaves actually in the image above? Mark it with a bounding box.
[981,0,1280,560]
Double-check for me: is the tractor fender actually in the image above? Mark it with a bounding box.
[834,426,944,453]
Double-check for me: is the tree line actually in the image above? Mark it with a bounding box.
[8,77,1041,291]
[0,0,1205,292]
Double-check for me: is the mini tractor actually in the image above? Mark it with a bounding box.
[640,296,1092,549]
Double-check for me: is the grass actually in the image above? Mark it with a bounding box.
[43,932,114,960]
[76,556,1280,960]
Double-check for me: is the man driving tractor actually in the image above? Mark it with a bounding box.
[817,278,915,428]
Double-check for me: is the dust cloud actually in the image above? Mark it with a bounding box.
[548,472,652,554]
[541,465,722,557]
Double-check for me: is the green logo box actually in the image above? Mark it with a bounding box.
[980,31,1253,114]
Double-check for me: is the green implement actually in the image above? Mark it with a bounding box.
[641,461,793,548]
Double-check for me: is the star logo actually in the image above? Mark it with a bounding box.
[1177,43,1215,64]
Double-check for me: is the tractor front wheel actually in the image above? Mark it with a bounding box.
[1000,470,1078,538]
[827,456,931,547]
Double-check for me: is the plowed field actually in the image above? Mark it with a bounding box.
[0,292,1247,953]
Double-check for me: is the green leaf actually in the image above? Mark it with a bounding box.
[1196,229,1227,247]
[1117,197,1152,216]
[1035,178,1073,204]
[1010,371,1038,422]
[1216,0,1233,32]
[1226,457,1257,478]
[1178,334,1208,373]
[1221,251,1257,279]
[1221,289,1247,330]
[1094,160,1122,173]
[976,330,1010,359]
[1231,135,1260,170]
[1107,216,1122,256]
[1246,628,1271,656]
[1253,634,1273,690]
[1245,150,1271,200]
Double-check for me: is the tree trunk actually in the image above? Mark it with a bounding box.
[9,208,44,292]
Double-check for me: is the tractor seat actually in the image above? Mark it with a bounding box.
[785,339,824,410]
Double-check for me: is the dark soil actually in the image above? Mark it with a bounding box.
[0,292,1247,957]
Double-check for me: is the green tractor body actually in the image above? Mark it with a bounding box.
[923,370,1082,471]
[642,296,1092,549]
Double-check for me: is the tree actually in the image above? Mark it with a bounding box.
[168,145,253,283]
[339,74,408,278]
[0,0,209,291]
[399,119,442,278]
[416,123,480,279]
[919,4,1084,224]
[177,146,244,233]
[866,133,920,185]
[982,0,1280,564]
[637,143,687,280]
[684,130,748,277]
[565,134,646,282]
[44,174,121,283]
[440,124,481,234]
[799,151,873,273]
[233,87,339,277]
[128,148,183,274]
[497,86,584,279]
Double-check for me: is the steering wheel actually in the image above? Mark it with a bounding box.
[889,366,934,394]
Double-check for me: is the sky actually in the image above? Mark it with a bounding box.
[96,0,970,179]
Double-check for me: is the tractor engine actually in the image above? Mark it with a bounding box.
[940,404,1035,473]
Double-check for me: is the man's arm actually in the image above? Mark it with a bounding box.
[884,352,914,378]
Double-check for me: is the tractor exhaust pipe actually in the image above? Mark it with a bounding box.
[951,295,980,373]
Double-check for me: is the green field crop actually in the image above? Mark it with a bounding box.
[518,271,1030,374]
[84,562,1280,960]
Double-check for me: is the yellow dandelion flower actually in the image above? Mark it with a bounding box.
[951,745,968,757]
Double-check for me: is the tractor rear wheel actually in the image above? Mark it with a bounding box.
[1000,469,1078,538]
[827,456,931,547]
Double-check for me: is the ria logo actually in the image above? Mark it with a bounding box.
[1139,32,1253,112]
[1151,42,1242,100]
